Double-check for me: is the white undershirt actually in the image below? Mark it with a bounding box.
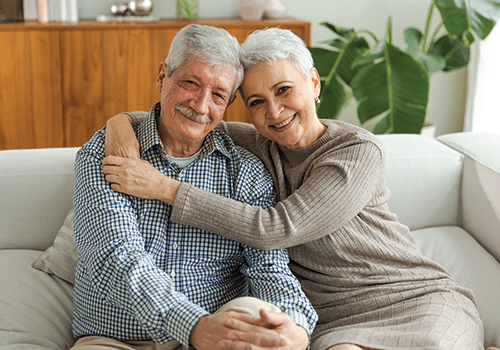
[167,149,202,169]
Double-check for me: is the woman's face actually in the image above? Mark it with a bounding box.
[240,59,324,149]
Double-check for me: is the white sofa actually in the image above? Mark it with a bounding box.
[1,132,499,349]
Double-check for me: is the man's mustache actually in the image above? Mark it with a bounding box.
[175,104,212,124]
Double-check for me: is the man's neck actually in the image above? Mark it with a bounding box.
[163,141,203,158]
[157,118,205,158]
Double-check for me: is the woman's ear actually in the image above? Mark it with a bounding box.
[310,67,321,98]
[156,62,167,92]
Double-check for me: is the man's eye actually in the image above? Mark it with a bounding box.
[181,80,197,88]
[214,92,226,101]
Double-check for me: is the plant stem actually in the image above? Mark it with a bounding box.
[427,22,444,52]
[422,1,436,54]
[385,17,392,43]
[318,33,358,107]
[357,29,379,43]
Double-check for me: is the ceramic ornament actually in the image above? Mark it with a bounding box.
[239,0,266,20]
[264,0,285,18]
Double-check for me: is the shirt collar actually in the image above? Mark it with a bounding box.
[137,102,233,161]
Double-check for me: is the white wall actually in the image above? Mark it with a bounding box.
[23,0,466,135]
[465,24,500,134]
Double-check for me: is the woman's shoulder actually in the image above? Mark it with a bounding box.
[320,119,385,153]
[216,121,270,153]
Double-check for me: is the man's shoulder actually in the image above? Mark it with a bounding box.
[77,129,107,161]
[212,129,266,169]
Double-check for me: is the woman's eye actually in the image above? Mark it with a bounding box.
[249,99,263,107]
[278,86,290,94]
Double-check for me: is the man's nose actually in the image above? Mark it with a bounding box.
[191,89,210,115]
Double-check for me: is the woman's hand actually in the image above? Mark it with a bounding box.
[105,114,140,159]
[102,156,180,205]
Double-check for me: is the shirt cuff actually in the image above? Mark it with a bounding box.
[283,307,315,336]
[160,298,209,348]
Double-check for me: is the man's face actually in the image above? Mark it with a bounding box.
[156,57,237,155]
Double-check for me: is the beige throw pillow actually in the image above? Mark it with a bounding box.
[32,209,77,284]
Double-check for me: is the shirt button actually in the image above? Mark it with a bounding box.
[173,243,178,249]
[280,306,286,312]
[170,271,176,278]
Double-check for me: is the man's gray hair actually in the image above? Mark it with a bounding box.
[165,24,243,100]
[241,27,313,77]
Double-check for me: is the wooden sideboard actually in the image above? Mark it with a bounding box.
[0,18,310,150]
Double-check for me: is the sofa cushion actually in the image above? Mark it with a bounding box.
[377,135,463,230]
[412,226,500,347]
[32,209,77,285]
[0,148,78,251]
[0,250,75,350]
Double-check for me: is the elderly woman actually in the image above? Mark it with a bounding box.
[103,28,489,350]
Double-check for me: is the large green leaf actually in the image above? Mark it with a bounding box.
[315,26,370,85]
[316,75,348,120]
[430,35,470,71]
[351,43,429,134]
[309,47,340,78]
[433,0,500,40]
[404,27,447,74]
[311,26,370,120]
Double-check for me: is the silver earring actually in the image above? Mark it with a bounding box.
[315,97,320,104]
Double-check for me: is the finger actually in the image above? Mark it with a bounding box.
[102,155,125,166]
[105,174,122,186]
[223,324,285,348]
[223,312,263,327]
[110,183,125,193]
[259,309,289,327]
[217,339,253,350]
[224,313,264,331]
[240,331,285,348]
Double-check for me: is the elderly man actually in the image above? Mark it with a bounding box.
[71,24,317,350]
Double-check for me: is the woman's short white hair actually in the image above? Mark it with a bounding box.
[241,27,313,77]
[165,24,244,100]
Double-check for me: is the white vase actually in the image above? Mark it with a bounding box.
[239,0,265,20]
[264,0,285,18]
[37,0,49,22]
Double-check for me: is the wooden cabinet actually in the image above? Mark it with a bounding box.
[0,18,310,150]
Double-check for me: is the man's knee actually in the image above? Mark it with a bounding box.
[216,296,282,317]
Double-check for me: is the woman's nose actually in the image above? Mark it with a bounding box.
[267,100,283,119]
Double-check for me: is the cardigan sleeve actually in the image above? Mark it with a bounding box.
[170,139,385,250]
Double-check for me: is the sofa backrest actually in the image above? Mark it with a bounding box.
[0,147,79,250]
[378,134,464,231]
[0,135,465,249]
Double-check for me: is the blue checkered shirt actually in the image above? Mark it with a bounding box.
[72,103,318,346]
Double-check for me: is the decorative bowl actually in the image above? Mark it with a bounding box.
[128,0,154,16]
[111,2,129,15]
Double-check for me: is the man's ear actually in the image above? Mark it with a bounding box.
[156,62,167,92]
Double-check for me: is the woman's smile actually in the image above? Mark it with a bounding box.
[271,114,296,130]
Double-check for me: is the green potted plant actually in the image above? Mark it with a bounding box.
[310,0,500,134]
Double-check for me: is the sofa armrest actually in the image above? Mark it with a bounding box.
[438,132,500,263]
